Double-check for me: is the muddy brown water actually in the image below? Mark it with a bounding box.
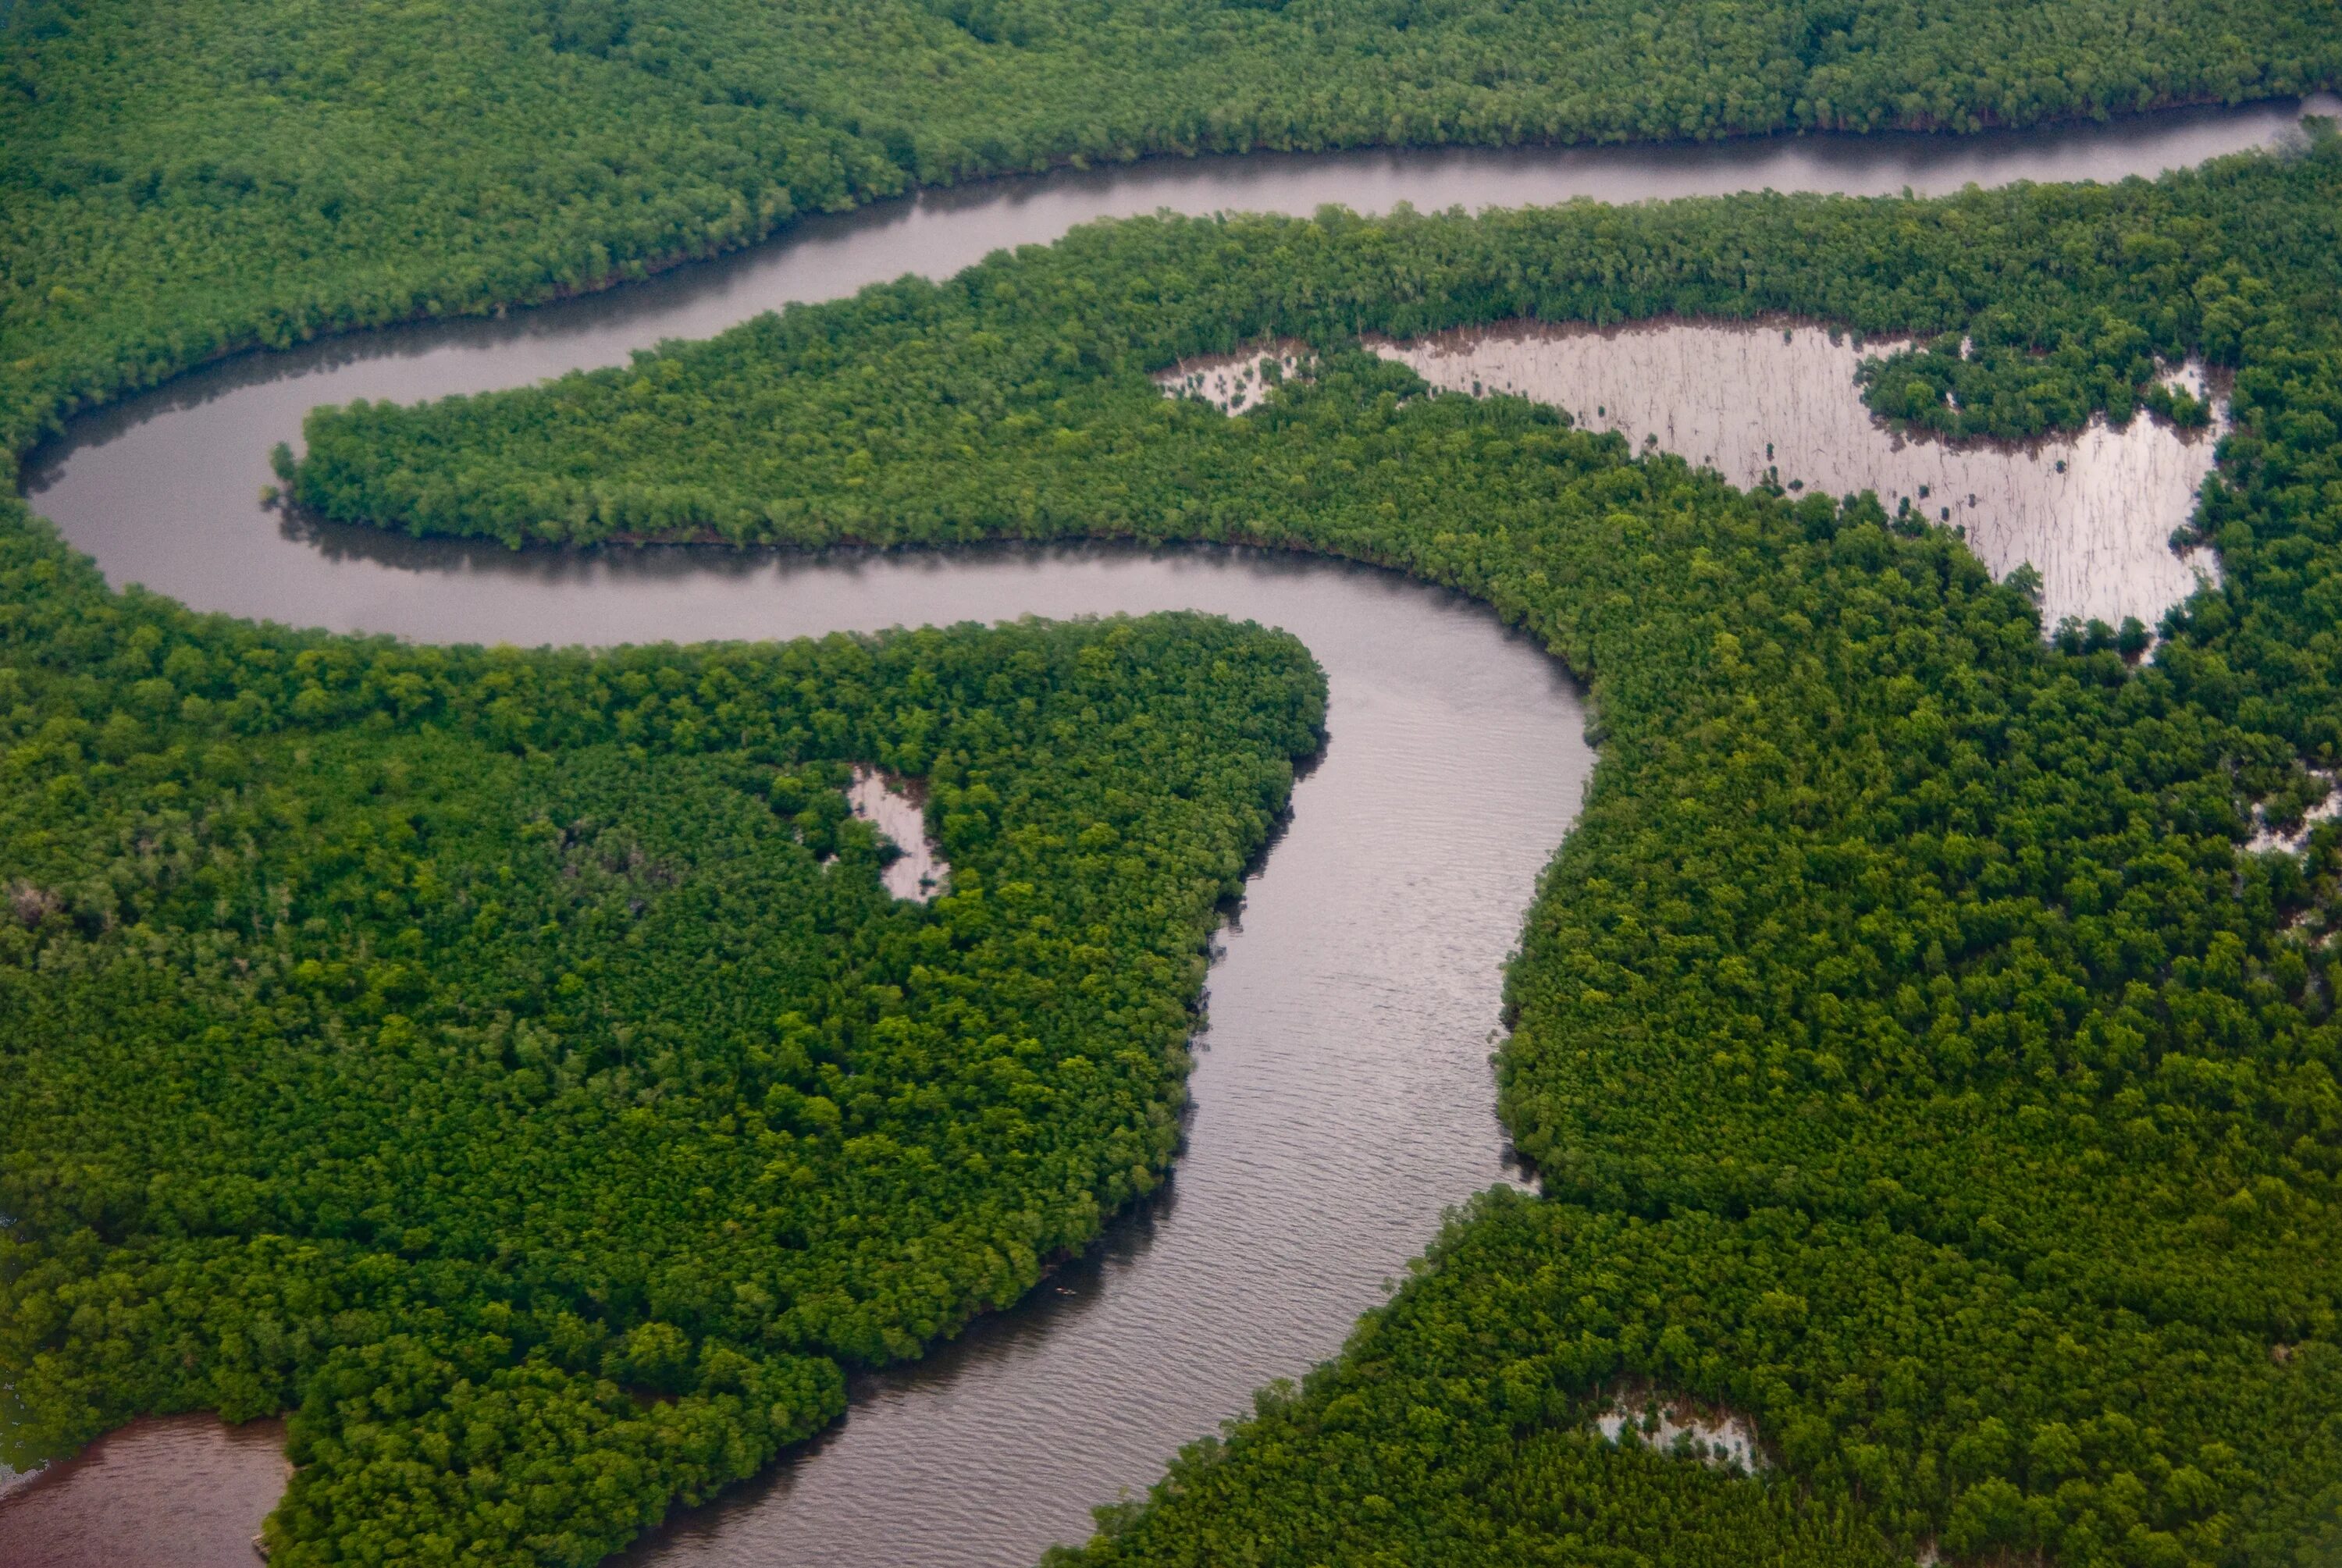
[7,94,2337,1567]
[0,1417,287,1568]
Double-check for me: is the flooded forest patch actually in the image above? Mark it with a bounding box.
[1153,343,1313,415]
[845,765,950,902]
[1371,321,2224,635]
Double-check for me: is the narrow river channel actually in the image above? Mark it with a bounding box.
[5,93,2337,1568]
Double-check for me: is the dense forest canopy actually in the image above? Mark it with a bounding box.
[290,133,2342,1566]
[0,503,1326,1562]
[10,0,2342,1563]
[2,0,2337,453]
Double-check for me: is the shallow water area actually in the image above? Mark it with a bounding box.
[2249,774,2342,855]
[1594,1392,1764,1475]
[846,766,950,901]
[1372,321,2225,631]
[0,1416,288,1568]
[1155,343,1312,414]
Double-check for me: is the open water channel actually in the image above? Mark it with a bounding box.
[5,94,2337,1567]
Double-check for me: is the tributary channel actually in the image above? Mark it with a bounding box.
[5,94,2337,1568]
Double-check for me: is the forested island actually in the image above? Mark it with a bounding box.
[8,0,2342,1564]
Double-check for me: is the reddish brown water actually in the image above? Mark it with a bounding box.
[0,1417,287,1568]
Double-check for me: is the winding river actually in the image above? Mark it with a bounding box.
[5,94,2337,1568]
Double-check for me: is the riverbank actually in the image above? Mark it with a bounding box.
[4,88,2342,1568]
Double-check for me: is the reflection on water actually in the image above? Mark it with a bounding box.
[1374,321,2223,631]
[0,1416,287,1568]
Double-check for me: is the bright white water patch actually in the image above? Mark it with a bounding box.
[1594,1391,1764,1474]
[1155,343,1313,414]
[1372,322,2226,633]
[846,766,949,901]
[2249,774,2342,856]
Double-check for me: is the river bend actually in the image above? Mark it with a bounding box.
[5,94,2337,1568]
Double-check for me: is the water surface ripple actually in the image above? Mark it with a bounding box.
[7,94,2338,1568]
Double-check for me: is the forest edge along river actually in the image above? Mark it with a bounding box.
[5,94,2338,1567]
[0,544,1596,1568]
